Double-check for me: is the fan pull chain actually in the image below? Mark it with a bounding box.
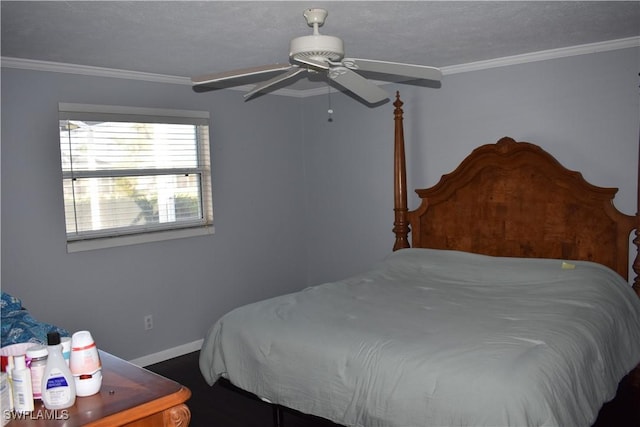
[327,84,334,122]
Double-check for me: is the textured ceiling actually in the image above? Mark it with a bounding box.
[2,1,639,91]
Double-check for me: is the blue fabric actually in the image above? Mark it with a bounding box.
[1,292,69,347]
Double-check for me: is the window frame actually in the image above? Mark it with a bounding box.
[58,103,214,252]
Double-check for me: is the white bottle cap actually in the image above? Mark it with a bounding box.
[26,345,48,359]
[13,355,26,370]
[71,331,95,349]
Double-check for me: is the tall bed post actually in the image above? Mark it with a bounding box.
[393,92,410,251]
[634,128,640,297]
[633,131,640,387]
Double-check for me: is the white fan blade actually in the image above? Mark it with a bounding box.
[342,58,442,82]
[291,56,330,70]
[192,64,293,86]
[244,67,306,100]
[328,67,389,104]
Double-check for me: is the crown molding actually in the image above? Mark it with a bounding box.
[0,57,191,85]
[440,36,640,75]
[0,56,309,98]
[2,36,638,98]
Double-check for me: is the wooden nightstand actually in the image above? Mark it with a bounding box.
[6,350,191,426]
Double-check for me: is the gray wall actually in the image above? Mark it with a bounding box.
[1,69,308,360]
[302,47,639,284]
[2,46,639,360]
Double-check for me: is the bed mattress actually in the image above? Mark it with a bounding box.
[200,248,640,427]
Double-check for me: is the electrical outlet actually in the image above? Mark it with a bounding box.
[144,315,153,330]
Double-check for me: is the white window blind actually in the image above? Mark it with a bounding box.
[59,103,213,248]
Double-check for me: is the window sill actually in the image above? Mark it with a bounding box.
[66,226,214,253]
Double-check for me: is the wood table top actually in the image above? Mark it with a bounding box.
[6,350,191,427]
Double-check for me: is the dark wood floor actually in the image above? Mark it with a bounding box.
[145,351,640,427]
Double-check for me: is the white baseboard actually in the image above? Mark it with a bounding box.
[128,338,204,367]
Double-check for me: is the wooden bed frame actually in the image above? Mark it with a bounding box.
[391,92,640,294]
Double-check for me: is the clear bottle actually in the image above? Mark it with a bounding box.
[41,332,76,409]
[26,345,48,400]
[11,355,34,413]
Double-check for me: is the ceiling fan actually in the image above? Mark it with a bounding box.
[191,8,442,104]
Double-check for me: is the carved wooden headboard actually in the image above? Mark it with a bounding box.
[391,93,639,294]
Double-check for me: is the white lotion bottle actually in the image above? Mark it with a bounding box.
[11,355,34,413]
[41,332,76,409]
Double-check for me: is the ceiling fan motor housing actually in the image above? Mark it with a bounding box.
[289,35,345,64]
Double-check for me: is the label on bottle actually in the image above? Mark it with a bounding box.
[44,369,72,405]
[11,375,34,413]
[30,363,45,399]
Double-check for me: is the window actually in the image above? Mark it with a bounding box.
[59,103,213,252]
